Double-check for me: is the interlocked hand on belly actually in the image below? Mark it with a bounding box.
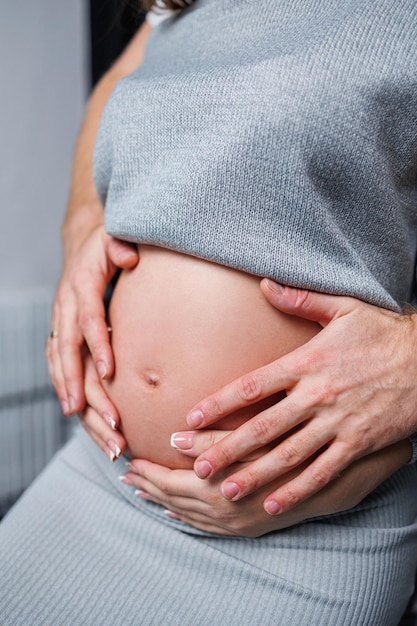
[174,281,417,516]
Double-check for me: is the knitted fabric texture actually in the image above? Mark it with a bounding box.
[94,0,417,312]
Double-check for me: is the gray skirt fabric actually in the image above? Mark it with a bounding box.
[1,426,416,626]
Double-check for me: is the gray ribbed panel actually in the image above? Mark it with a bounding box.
[0,288,65,512]
[0,427,416,625]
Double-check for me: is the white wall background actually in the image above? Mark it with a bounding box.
[0,0,88,291]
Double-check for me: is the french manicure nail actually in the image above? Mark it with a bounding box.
[164,509,180,519]
[194,459,213,479]
[97,360,108,379]
[135,489,151,500]
[170,432,195,450]
[187,409,204,428]
[221,482,240,500]
[103,413,116,430]
[108,440,121,461]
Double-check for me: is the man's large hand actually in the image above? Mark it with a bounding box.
[46,225,138,417]
[179,279,416,515]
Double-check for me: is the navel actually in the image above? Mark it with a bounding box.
[143,369,161,388]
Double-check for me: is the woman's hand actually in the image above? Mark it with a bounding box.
[121,432,411,537]
[178,280,416,515]
[46,224,138,416]
[78,349,126,461]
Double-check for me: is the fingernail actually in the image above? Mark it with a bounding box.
[68,395,76,413]
[108,440,121,462]
[187,409,204,428]
[103,413,117,430]
[170,432,195,450]
[264,279,284,293]
[97,360,108,379]
[194,459,213,479]
[221,482,240,500]
[118,475,131,484]
[135,489,151,500]
[61,399,69,415]
[264,500,281,515]
[164,509,180,519]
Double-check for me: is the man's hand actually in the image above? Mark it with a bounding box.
[178,280,416,515]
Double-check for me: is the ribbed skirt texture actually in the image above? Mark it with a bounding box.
[0,427,416,625]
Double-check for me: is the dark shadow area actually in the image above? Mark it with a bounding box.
[89,0,146,87]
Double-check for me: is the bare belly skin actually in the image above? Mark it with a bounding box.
[104,245,319,468]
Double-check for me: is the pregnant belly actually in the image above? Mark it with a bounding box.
[104,245,319,468]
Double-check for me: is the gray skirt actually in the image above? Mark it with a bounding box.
[1,426,416,626]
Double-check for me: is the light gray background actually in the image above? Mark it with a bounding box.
[0,0,88,292]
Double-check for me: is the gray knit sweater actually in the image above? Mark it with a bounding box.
[94,0,417,313]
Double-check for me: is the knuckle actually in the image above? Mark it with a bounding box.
[79,312,96,332]
[311,464,332,488]
[294,289,311,310]
[241,466,261,491]
[283,485,301,508]
[280,441,302,467]
[307,382,336,407]
[216,444,235,467]
[238,374,263,403]
[250,415,272,444]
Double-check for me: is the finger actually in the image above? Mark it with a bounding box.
[186,358,299,430]
[57,294,86,414]
[77,283,114,381]
[260,279,358,327]
[84,353,121,432]
[125,473,202,512]
[191,395,310,479]
[46,308,69,413]
[105,236,139,269]
[127,459,206,500]
[170,429,273,462]
[165,513,234,536]
[262,442,355,514]
[218,420,334,500]
[79,406,124,462]
[170,430,231,456]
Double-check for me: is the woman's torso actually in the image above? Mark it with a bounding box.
[105,245,319,467]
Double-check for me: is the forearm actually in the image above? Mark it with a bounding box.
[62,21,153,262]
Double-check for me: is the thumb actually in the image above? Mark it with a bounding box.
[260,279,356,327]
[170,430,230,458]
[170,430,272,462]
[105,236,139,269]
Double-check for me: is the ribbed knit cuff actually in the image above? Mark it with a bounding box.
[407,432,417,464]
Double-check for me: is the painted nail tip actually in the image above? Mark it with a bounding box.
[97,360,108,379]
[104,413,117,430]
[109,451,116,462]
[170,433,180,449]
